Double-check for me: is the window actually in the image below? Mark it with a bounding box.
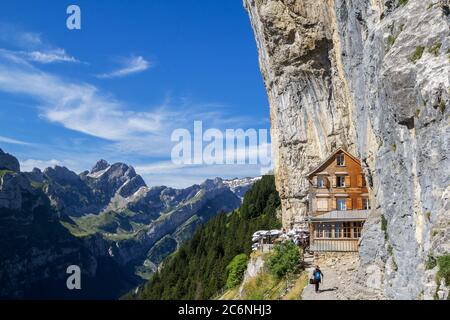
[337,154,345,166]
[337,198,346,211]
[334,223,343,238]
[353,221,364,238]
[336,176,345,187]
[343,222,352,238]
[317,198,328,211]
[315,224,323,238]
[363,198,371,210]
[324,224,332,238]
[317,176,325,188]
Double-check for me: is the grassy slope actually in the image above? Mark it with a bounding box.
[219,252,309,301]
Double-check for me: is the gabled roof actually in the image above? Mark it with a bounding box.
[307,147,361,178]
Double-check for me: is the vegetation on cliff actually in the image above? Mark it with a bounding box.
[132,175,281,300]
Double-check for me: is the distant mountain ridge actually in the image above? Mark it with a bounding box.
[0,148,258,298]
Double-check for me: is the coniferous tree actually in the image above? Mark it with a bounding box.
[133,175,281,300]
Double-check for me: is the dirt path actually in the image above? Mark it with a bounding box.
[301,252,358,300]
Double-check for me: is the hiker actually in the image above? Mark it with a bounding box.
[313,266,324,293]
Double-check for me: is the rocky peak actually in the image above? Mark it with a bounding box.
[25,168,44,183]
[201,178,224,190]
[44,166,81,186]
[91,159,110,174]
[0,148,20,172]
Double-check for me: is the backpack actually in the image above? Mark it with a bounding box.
[314,270,321,281]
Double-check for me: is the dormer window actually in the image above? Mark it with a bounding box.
[317,176,325,188]
[337,154,345,166]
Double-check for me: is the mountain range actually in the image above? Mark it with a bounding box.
[0,148,258,299]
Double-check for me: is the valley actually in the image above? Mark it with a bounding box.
[0,148,257,298]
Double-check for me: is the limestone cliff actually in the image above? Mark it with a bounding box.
[245,0,449,299]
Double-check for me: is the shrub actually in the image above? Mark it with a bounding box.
[226,254,248,289]
[267,241,301,279]
[392,258,398,271]
[428,42,442,56]
[399,0,409,6]
[381,215,389,240]
[387,245,393,256]
[409,46,425,64]
[438,100,446,114]
[426,255,437,270]
[0,170,13,178]
[387,35,397,50]
[437,255,450,285]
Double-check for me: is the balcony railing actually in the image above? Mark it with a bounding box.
[308,210,370,221]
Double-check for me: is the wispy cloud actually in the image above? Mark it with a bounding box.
[0,48,259,158]
[0,135,31,146]
[0,52,159,139]
[0,48,79,65]
[136,161,265,188]
[20,159,62,172]
[0,24,79,65]
[0,27,270,187]
[0,24,42,49]
[26,49,79,64]
[97,55,150,79]
[135,140,272,188]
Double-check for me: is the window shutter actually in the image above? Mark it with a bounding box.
[312,176,317,187]
[357,197,363,210]
[332,176,336,188]
[325,177,330,188]
[331,198,337,210]
[346,198,352,210]
[357,174,363,187]
[345,176,351,187]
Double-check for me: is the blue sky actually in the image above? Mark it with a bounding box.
[0,0,271,188]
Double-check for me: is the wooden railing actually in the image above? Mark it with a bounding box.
[310,239,359,252]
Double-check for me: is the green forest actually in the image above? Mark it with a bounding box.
[133,175,282,300]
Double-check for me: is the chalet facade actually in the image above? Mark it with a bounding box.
[307,148,370,252]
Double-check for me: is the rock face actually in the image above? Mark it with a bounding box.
[244,0,357,228]
[0,148,20,172]
[0,151,31,210]
[245,0,449,300]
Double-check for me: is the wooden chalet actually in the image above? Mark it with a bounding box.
[307,148,370,252]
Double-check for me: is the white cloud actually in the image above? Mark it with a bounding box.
[0,55,164,144]
[26,49,78,64]
[20,159,62,172]
[0,50,262,158]
[0,24,42,48]
[19,32,43,47]
[0,25,79,65]
[136,161,264,188]
[0,135,31,146]
[0,48,79,65]
[97,56,150,79]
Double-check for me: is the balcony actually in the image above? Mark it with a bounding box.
[308,210,370,222]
